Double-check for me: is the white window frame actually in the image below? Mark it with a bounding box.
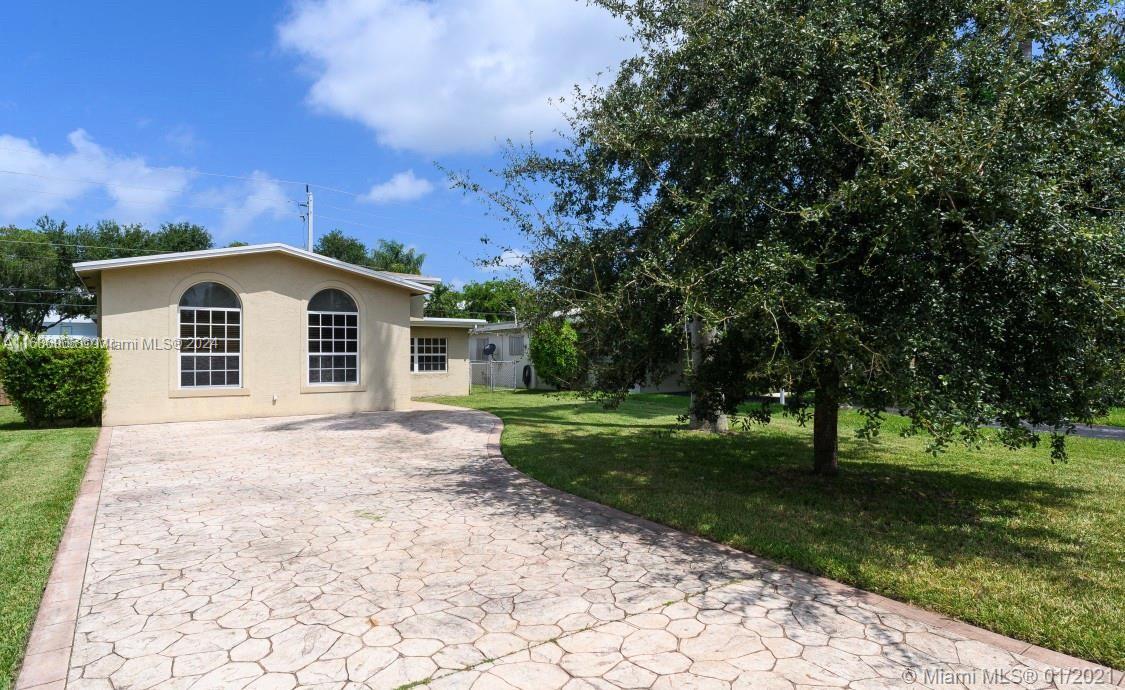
[307,309,359,385]
[178,305,242,389]
[507,334,525,358]
[411,337,448,373]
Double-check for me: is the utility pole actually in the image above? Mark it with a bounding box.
[299,185,315,251]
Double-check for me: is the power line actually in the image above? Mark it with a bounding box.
[0,299,92,307]
[2,176,489,251]
[316,213,483,249]
[0,236,187,254]
[315,199,489,226]
[1,168,198,197]
[0,287,92,294]
[0,178,297,213]
[0,152,493,224]
[0,143,314,190]
[0,162,514,261]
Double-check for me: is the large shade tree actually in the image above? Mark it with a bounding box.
[475,0,1124,474]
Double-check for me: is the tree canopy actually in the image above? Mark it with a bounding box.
[314,230,427,274]
[423,278,527,323]
[475,0,1125,472]
[369,239,426,274]
[0,217,214,334]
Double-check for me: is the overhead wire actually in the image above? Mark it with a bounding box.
[1,172,497,251]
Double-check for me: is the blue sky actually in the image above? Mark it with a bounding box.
[0,1,631,285]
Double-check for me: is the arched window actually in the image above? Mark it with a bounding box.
[308,288,358,384]
[179,282,241,388]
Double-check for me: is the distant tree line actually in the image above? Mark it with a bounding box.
[314,228,527,323]
[313,229,426,274]
[0,216,213,334]
[0,220,529,334]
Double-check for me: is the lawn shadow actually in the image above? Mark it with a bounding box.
[263,402,1096,598]
[417,402,1096,596]
[262,409,492,436]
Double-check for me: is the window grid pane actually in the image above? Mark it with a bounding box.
[411,337,447,372]
[179,306,241,388]
[308,311,358,384]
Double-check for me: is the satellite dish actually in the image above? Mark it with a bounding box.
[483,343,497,357]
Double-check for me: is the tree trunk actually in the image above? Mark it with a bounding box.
[813,363,840,476]
[813,391,839,475]
[688,315,729,433]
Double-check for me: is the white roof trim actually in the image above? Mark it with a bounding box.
[411,317,488,328]
[470,321,524,333]
[73,243,434,294]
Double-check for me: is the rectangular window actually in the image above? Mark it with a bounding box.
[308,312,358,384]
[411,337,447,372]
[508,335,525,357]
[179,307,241,387]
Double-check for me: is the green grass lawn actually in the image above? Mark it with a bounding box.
[1096,407,1125,428]
[431,389,1125,669]
[0,407,98,690]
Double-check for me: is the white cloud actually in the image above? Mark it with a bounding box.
[0,131,295,239]
[0,129,191,222]
[194,171,292,237]
[277,0,633,153]
[480,248,527,272]
[165,125,202,155]
[362,170,434,204]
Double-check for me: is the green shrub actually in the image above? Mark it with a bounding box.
[530,321,581,388]
[0,340,108,426]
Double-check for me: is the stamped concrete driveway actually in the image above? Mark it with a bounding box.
[67,406,1103,690]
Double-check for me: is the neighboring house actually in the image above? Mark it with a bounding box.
[469,320,687,393]
[41,312,98,339]
[469,321,541,389]
[73,243,484,426]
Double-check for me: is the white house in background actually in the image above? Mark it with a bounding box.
[469,321,541,389]
[41,312,98,340]
[469,320,688,393]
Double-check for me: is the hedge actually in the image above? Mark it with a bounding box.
[0,340,108,426]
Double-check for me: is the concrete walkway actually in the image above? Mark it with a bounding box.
[27,406,1122,689]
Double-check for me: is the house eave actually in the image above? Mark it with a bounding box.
[410,317,488,329]
[72,243,434,295]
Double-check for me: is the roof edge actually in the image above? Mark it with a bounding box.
[411,317,488,328]
[73,243,433,295]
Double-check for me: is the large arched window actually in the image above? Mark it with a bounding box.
[308,289,358,384]
[179,282,241,388]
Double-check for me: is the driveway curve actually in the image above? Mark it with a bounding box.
[65,405,1113,690]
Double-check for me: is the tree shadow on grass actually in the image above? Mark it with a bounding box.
[262,403,1097,595]
[415,407,1095,595]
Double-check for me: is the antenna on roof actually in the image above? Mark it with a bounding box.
[298,185,315,251]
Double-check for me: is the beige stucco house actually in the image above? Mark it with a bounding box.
[74,243,484,426]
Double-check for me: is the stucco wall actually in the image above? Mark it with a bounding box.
[98,253,413,425]
[409,326,471,398]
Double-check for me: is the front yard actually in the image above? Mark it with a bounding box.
[432,389,1125,669]
[0,407,97,689]
[1097,407,1125,428]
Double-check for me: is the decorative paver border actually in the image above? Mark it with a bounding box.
[473,406,1125,685]
[14,427,112,690]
